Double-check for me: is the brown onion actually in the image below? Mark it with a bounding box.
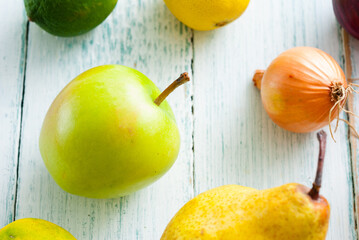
[253,47,352,138]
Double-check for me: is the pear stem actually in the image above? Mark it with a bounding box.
[308,130,327,200]
[154,73,190,106]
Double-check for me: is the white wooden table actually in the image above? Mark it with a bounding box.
[1,0,359,239]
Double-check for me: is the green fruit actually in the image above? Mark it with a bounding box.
[24,0,118,37]
[0,218,76,239]
[39,65,189,198]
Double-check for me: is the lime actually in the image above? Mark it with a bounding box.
[24,0,118,37]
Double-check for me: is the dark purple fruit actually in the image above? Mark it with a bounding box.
[333,0,359,39]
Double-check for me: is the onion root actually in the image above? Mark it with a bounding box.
[329,82,359,142]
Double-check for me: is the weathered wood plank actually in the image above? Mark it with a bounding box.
[15,0,193,239]
[193,0,356,239]
[346,31,359,238]
[0,0,27,227]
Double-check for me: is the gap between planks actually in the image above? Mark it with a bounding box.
[190,28,196,197]
[13,20,30,222]
[342,27,359,238]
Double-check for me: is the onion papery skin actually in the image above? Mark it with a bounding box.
[333,0,359,39]
[259,47,346,133]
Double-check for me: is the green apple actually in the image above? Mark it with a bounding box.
[39,65,189,198]
[0,218,76,239]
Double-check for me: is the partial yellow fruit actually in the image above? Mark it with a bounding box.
[0,218,76,239]
[163,0,250,31]
[161,184,329,239]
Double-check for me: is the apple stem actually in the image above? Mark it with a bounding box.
[308,130,327,200]
[154,73,190,106]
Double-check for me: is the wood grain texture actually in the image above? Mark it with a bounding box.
[0,0,27,227]
[193,0,357,239]
[346,31,359,238]
[15,0,193,239]
[2,0,359,239]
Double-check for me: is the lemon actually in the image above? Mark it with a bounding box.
[0,218,76,239]
[164,0,250,31]
[24,0,118,37]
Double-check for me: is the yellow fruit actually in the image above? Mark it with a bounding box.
[0,218,76,239]
[163,0,250,31]
[162,131,330,240]
[161,184,330,240]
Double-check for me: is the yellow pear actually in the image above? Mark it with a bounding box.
[162,131,330,240]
